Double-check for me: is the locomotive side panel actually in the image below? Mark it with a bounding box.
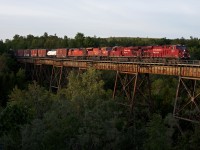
[110,46,123,56]
[151,46,165,58]
[122,47,137,57]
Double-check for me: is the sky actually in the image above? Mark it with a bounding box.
[0,0,200,40]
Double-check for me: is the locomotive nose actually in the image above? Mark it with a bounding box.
[183,50,190,58]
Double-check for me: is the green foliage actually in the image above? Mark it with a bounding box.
[66,68,106,111]
[152,76,177,116]
[16,68,26,89]
[0,82,53,149]
[0,68,132,149]
[0,40,6,54]
[144,114,173,150]
[75,32,85,47]
[188,46,200,59]
[0,104,31,135]
[0,66,200,149]
[0,53,16,73]
[189,125,200,149]
[1,32,200,61]
[174,124,200,150]
[84,36,99,47]
[21,98,80,150]
[0,103,32,149]
[9,82,54,119]
[1,33,200,149]
[0,53,21,107]
[5,69,118,149]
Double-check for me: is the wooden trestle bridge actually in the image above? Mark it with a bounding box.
[17,57,200,123]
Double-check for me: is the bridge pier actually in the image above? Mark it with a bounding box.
[30,64,53,88]
[32,64,42,84]
[22,62,44,83]
[49,65,77,92]
[173,76,200,123]
[22,62,33,80]
[25,62,81,92]
[49,65,63,92]
[113,71,153,114]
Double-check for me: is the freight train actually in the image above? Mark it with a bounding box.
[15,45,190,61]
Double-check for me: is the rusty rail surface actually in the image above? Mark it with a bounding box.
[17,57,200,78]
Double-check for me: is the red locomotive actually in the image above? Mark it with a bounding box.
[108,45,190,59]
[15,45,190,61]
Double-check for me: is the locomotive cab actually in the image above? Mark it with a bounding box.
[176,45,190,59]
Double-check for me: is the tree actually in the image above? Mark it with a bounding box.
[61,36,69,47]
[0,82,54,149]
[21,98,80,150]
[0,40,5,54]
[9,82,53,119]
[144,114,173,150]
[15,68,26,89]
[0,104,31,150]
[0,54,18,107]
[43,32,48,38]
[75,32,85,47]
[20,68,123,149]
[68,39,76,48]
[84,37,96,47]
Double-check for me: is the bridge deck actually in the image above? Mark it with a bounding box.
[17,58,200,79]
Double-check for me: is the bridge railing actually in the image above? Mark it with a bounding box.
[16,56,200,66]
